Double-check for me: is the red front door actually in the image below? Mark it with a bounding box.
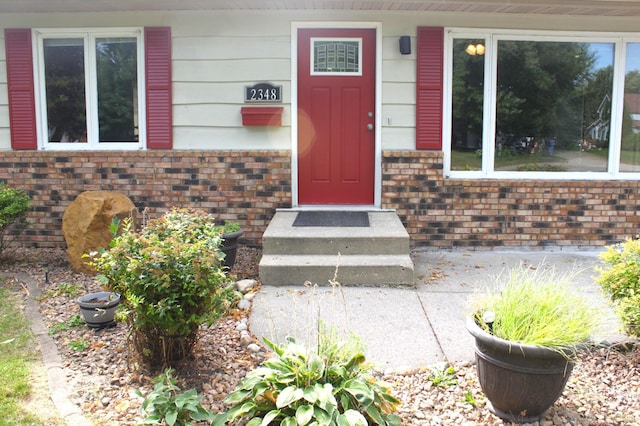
[297,28,376,205]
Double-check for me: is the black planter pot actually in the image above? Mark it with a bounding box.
[221,229,244,268]
[466,317,575,423]
[77,292,121,328]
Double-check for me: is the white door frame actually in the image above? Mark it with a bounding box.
[291,21,383,209]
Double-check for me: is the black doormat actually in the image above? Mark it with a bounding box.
[292,211,370,227]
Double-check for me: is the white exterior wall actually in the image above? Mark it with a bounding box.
[0,40,7,149]
[1,10,640,151]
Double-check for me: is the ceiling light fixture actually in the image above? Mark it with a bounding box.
[465,43,485,56]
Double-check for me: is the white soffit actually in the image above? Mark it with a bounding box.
[2,0,640,16]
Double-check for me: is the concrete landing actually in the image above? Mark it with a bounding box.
[259,210,414,287]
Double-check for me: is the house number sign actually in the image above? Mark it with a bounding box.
[244,83,282,103]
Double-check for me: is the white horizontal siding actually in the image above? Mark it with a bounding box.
[2,9,640,151]
[0,103,8,131]
[381,127,416,150]
[168,11,295,37]
[173,126,290,150]
[0,128,10,150]
[0,59,5,81]
[0,50,7,150]
[382,82,415,105]
[169,10,295,150]
[169,11,415,150]
[173,104,243,127]
[382,104,415,127]
[173,59,290,83]
[382,56,415,83]
[172,35,290,60]
[0,95,9,123]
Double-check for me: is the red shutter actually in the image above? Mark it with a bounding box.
[144,27,172,149]
[5,29,37,150]
[416,27,444,150]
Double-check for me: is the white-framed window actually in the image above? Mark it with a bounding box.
[444,29,640,179]
[33,28,145,150]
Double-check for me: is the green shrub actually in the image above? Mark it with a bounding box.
[595,237,640,337]
[135,369,212,426]
[0,184,30,255]
[212,328,401,426]
[88,208,238,366]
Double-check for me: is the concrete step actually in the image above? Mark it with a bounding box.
[258,254,415,287]
[258,210,415,287]
[261,210,409,255]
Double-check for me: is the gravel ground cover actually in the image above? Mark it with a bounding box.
[1,247,639,425]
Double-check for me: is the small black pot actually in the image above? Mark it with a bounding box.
[466,317,575,423]
[77,292,121,328]
[221,229,244,268]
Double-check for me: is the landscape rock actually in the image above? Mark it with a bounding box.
[235,279,257,294]
[247,343,261,353]
[62,191,137,274]
[239,333,253,347]
[237,299,251,310]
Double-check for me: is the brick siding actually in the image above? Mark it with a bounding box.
[0,150,291,248]
[382,150,640,248]
[1,149,638,250]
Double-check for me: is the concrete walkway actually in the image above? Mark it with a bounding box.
[249,248,627,371]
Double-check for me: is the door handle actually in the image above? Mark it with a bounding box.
[367,123,374,131]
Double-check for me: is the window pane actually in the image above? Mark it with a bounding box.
[495,40,612,172]
[451,39,485,171]
[621,43,640,172]
[96,37,138,142]
[44,38,87,143]
[312,39,360,73]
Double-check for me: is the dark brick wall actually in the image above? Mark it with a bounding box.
[1,149,638,249]
[0,150,291,248]
[382,150,640,248]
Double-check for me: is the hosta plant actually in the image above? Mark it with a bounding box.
[212,329,401,426]
[136,368,212,426]
[595,236,640,337]
[88,208,237,366]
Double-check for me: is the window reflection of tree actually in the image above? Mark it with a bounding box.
[451,39,617,172]
[96,38,138,142]
[44,40,87,143]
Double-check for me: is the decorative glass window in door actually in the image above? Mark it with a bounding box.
[311,38,362,75]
